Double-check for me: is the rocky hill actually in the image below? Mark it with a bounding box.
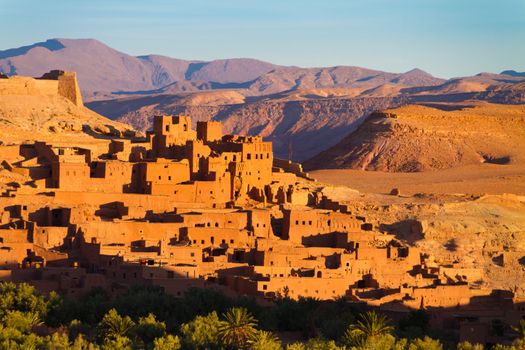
[304,104,525,172]
[0,73,136,144]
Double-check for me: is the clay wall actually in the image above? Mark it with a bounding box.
[138,160,190,194]
[182,227,250,248]
[78,221,182,246]
[282,209,362,243]
[57,72,83,107]
[51,162,90,189]
[90,161,134,193]
[247,209,272,238]
[0,242,33,265]
[179,210,249,230]
[33,226,68,249]
[0,76,58,96]
[0,72,83,107]
[185,140,211,174]
[161,245,201,264]
[411,284,471,308]
[152,278,205,297]
[0,145,22,164]
[0,229,28,244]
[152,115,197,155]
[255,276,351,300]
[197,121,222,142]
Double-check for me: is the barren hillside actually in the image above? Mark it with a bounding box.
[304,104,525,172]
[0,93,136,144]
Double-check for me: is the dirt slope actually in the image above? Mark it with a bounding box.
[0,94,136,144]
[304,103,525,172]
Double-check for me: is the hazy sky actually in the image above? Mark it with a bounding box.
[1,0,524,78]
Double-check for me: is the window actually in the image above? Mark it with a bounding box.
[190,252,195,257]
[247,153,251,160]
[165,125,169,132]
[263,285,267,290]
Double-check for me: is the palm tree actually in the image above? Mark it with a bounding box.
[249,330,282,350]
[99,308,135,340]
[218,307,258,349]
[512,319,525,350]
[343,311,393,346]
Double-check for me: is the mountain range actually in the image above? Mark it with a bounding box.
[0,38,448,99]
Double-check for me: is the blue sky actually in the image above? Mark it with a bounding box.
[1,0,524,78]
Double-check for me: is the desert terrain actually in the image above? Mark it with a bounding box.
[311,164,525,196]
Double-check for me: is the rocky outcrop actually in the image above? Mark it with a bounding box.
[304,104,525,172]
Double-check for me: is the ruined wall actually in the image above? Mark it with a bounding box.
[57,72,83,107]
[0,77,58,96]
[0,71,83,107]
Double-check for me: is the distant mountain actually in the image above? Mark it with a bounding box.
[501,70,525,77]
[239,66,445,96]
[0,39,280,97]
[0,38,445,99]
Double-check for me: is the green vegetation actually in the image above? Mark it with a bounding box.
[0,281,522,350]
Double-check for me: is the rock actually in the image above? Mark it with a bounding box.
[411,220,428,237]
[390,188,400,196]
[93,124,111,134]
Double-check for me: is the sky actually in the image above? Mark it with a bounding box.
[1,0,524,78]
